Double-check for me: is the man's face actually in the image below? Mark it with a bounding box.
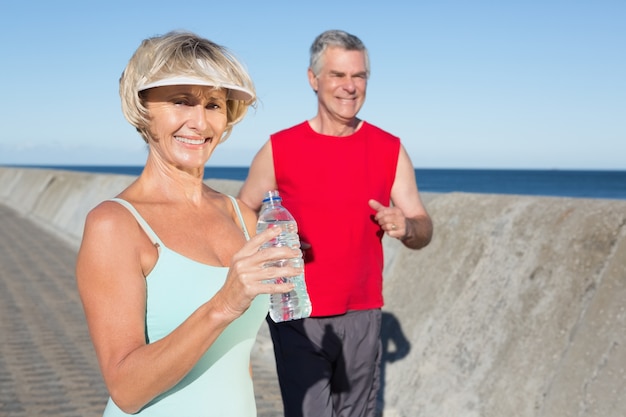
[309,46,368,124]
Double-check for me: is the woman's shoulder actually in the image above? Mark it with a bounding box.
[219,193,258,237]
[83,199,142,240]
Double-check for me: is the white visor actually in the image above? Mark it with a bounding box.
[138,76,254,101]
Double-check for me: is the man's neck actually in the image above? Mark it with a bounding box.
[308,116,363,137]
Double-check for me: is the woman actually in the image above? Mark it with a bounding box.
[76,31,299,416]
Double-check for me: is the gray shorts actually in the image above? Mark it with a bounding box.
[267,309,382,417]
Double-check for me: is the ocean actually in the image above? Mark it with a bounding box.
[13,165,626,200]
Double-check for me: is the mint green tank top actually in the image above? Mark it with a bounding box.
[102,197,269,417]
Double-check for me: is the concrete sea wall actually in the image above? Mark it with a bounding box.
[1,166,625,417]
[0,167,244,250]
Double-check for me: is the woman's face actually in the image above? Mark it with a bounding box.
[142,84,228,172]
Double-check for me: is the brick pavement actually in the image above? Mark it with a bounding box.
[0,204,283,417]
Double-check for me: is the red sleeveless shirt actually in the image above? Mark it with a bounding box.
[271,121,400,316]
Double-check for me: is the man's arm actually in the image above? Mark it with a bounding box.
[369,145,433,250]
[238,140,278,212]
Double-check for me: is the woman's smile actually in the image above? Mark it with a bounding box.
[174,136,210,145]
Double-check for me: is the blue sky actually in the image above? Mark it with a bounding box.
[1,1,624,170]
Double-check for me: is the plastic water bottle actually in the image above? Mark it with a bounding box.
[256,190,312,322]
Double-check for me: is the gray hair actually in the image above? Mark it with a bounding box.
[309,30,370,78]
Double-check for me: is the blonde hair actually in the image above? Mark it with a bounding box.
[119,31,256,143]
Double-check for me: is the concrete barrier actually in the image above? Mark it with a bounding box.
[380,192,626,417]
[1,166,625,417]
[0,167,243,249]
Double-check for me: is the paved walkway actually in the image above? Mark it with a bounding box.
[0,204,283,417]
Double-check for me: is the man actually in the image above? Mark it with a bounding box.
[239,29,433,417]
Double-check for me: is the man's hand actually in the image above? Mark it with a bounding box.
[368,199,407,239]
[368,199,433,249]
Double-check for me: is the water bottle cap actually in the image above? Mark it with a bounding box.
[262,190,282,203]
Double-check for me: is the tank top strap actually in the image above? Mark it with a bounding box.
[108,198,164,247]
[226,195,250,241]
